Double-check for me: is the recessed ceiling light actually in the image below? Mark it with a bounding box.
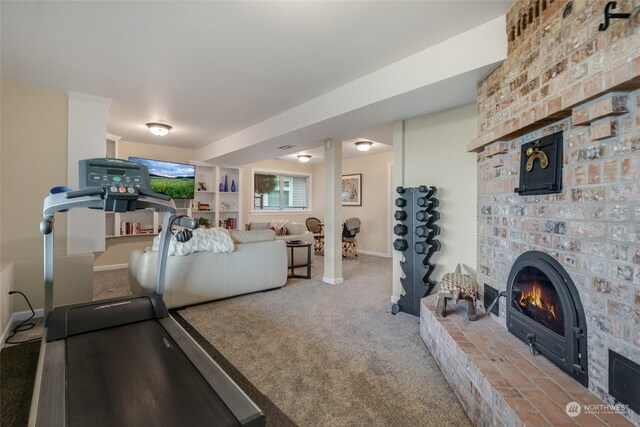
[146,122,172,136]
[355,140,373,152]
[297,154,312,163]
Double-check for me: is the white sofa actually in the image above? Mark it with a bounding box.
[129,230,287,308]
[246,222,314,267]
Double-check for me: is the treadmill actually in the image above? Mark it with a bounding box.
[29,158,265,427]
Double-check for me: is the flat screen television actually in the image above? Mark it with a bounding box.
[128,157,195,199]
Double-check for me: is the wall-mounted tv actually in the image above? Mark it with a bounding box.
[128,157,195,199]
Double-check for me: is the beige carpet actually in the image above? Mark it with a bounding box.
[178,255,471,427]
[93,268,132,300]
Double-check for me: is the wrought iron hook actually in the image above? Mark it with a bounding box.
[599,1,631,31]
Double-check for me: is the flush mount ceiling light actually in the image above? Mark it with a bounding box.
[146,122,172,136]
[297,154,312,163]
[355,140,373,152]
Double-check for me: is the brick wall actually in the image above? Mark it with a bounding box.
[472,1,640,423]
[469,0,640,152]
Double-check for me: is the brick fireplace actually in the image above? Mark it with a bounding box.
[421,0,640,425]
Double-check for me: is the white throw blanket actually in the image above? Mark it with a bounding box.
[151,227,235,256]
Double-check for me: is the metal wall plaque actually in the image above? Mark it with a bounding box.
[515,131,563,196]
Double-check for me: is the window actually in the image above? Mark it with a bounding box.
[252,169,311,212]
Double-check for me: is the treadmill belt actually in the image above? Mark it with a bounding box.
[66,320,240,427]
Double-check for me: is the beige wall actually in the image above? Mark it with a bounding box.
[241,159,320,227]
[116,139,196,164]
[392,103,477,298]
[12,255,94,312]
[313,151,393,255]
[94,140,196,267]
[1,80,69,261]
[0,81,95,318]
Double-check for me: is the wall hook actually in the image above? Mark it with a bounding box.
[599,1,631,31]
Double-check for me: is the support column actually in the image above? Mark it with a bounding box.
[392,121,405,302]
[323,139,343,285]
[67,91,111,254]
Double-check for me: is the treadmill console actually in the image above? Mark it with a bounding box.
[78,158,154,212]
[79,158,151,191]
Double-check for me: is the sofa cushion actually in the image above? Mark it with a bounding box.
[286,222,305,235]
[247,222,270,231]
[230,229,276,243]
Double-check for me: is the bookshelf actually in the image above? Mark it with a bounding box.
[104,154,242,239]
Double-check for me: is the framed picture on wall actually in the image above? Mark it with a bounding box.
[342,174,362,206]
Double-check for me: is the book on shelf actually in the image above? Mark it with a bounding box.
[218,218,236,230]
[120,222,153,236]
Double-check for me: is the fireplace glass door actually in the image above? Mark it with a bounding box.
[511,266,564,336]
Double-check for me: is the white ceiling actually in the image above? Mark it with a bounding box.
[1,1,512,154]
[279,139,392,165]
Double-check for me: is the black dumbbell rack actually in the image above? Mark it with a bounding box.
[392,186,441,316]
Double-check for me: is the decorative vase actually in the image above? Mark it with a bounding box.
[231,179,236,192]
[223,175,228,192]
[219,182,223,192]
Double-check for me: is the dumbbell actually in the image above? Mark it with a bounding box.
[414,241,430,255]
[393,238,408,251]
[414,239,442,256]
[395,197,406,207]
[417,197,440,209]
[415,225,433,239]
[418,185,437,198]
[393,224,408,236]
[394,211,407,221]
[396,186,406,194]
[416,210,440,223]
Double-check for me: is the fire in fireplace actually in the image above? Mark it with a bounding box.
[512,266,564,336]
[507,251,588,387]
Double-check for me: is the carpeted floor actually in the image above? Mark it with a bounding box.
[94,268,133,300]
[178,255,471,427]
[0,341,40,426]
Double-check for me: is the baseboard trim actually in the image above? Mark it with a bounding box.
[322,277,344,285]
[0,308,44,347]
[357,250,392,258]
[94,263,128,272]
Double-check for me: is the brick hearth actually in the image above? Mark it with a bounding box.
[421,295,633,426]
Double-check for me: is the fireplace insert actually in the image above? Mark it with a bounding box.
[506,251,588,386]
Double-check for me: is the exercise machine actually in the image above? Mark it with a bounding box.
[29,158,265,426]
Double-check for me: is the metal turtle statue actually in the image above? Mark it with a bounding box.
[436,263,478,321]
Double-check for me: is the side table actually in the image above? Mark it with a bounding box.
[286,241,312,279]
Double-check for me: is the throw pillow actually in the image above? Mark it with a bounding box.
[270,226,287,236]
[286,223,304,235]
[268,220,289,236]
[249,222,271,231]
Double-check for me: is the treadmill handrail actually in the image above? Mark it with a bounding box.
[42,192,177,216]
[41,190,178,324]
